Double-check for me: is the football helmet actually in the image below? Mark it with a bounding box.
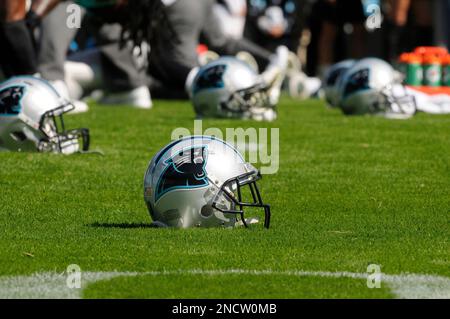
[236,51,259,73]
[337,58,416,118]
[143,136,271,229]
[0,76,89,154]
[190,57,276,121]
[322,59,355,107]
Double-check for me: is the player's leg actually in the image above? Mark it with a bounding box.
[96,23,152,109]
[37,1,89,113]
[0,0,37,76]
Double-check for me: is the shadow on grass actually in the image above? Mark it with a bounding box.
[87,222,156,229]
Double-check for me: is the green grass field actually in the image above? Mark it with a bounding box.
[0,98,449,298]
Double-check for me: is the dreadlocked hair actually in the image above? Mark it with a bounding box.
[119,0,164,51]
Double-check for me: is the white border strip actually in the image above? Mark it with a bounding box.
[0,269,448,299]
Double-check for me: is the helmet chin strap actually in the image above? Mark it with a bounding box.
[235,217,260,227]
[37,137,80,154]
[37,129,91,155]
[59,139,81,155]
[249,108,277,122]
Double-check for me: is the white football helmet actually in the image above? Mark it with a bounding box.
[337,58,417,118]
[0,76,89,154]
[322,59,355,107]
[143,136,271,229]
[190,57,276,121]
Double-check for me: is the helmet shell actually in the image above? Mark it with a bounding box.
[323,59,355,107]
[0,76,66,152]
[338,58,397,115]
[0,76,89,153]
[191,57,261,118]
[144,136,257,228]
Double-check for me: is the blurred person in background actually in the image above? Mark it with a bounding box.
[433,0,450,48]
[0,0,41,77]
[244,0,305,53]
[0,0,158,109]
[213,0,320,100]
[38,1,152,109]
[36,1,90,113]
[148,0,285,99]
[66,16,152,109]
[305,0,369,77]
[213,0,247,40]
[383,0,435,62]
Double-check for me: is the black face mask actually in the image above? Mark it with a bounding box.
[374,85,417,116]
[38,104,90,154]
[211,170,271,229]
[221,83,272,115]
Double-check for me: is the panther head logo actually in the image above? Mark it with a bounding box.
[0,86,25,115]
[343,68,370,98]
[155,145,209,202]
[193,64,227,94]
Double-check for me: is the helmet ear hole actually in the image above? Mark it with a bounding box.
[10,131,27,142]
[200,205,214,218]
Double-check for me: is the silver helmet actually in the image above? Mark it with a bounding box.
[322,59,355,107]
[190,57,276,122]
[143,136,271,228]
[0,76,89,154]
[337,58,416,118]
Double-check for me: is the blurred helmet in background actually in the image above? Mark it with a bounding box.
[0,76,89,154]
[190,57,276,121]
[337,58,416,119]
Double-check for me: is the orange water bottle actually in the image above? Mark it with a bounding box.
[399,53,423,86]
[442,54,450,87]
[414,46,448,57]
[422,54,442,87]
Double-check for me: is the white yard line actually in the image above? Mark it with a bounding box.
[0,269,448,299]
[0,271,136,299]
